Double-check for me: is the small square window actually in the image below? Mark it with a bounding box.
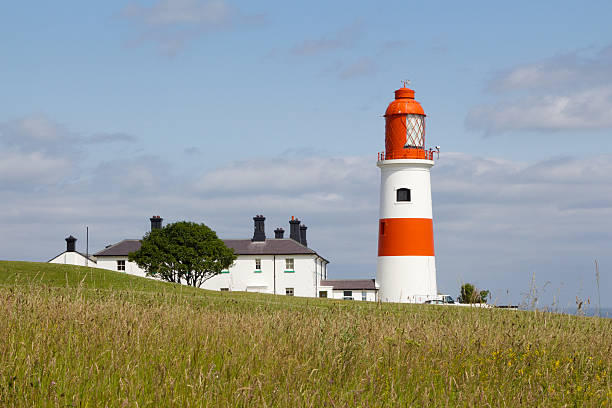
[255,258,261,270]
[220,287,229,291]
[319,291,328,298]
[286,288,294,296]
[343,290,353,300]
[285,258,294,271]
[396,188,411,202]
[117,260,125,271]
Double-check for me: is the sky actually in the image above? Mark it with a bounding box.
[1,0,612,309]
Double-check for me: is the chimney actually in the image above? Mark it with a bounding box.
[299,224,308,247]
[150,215,163,231]
[65,235,77,252]
[274,227,285,239]
[252,214,266,242]
[289,216,301,242]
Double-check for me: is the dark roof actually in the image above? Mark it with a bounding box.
[94,238,328,262]
[94,239,142,256]
[320,279,378,290]
[78,252,97,262]
[224,239,314,255]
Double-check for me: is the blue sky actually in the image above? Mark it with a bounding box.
[2,0,612,309]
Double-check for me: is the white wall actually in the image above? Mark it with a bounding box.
[49,252,93,267]
[96,256,146,278]
[316,285,334,299]
[202,254,328,298]
[277,255,318,297]
[377,159,434,219]
[330,289,377,301]
[377,255,437,302]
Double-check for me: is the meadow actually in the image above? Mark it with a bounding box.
[1,260,611,407]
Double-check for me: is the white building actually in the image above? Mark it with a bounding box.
[50,215,378,300]
[49,235,96,267]
[318,279,378,301]
[93,239,143,276]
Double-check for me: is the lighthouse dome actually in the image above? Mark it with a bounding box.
[385,87,426,116]
[383,86,429,158]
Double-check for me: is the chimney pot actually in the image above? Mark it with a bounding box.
[274,227,285,239]
[150,215,163,231]
[289,217,301,243]
[299,224,308,247]
[65,235,77,252]
[252,214,266,242]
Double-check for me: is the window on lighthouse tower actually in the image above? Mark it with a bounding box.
[405,114,425,148]
[397,188,411,202]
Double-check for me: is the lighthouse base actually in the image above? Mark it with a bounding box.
[376,256,437,303]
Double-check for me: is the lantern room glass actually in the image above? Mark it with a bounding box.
[405,114,425,148]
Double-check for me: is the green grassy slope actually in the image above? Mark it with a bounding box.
[1,261,611,407]
[0,260,202,294]
[0,260,378,312]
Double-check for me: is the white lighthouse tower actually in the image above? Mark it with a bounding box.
[376,83,438,303]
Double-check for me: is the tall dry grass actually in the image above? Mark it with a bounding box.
[1,261,611,406]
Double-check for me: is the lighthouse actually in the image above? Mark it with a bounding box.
[376,83,437,303]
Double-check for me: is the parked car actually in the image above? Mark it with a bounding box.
[425,295,456,305]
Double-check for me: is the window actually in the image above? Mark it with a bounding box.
[285,258,294,271]
[117,260,125,271]
[405,114,425,147]
[343,290,353,300]
[319,291,328,298]
[220,288,229,291]
[380,220,386,236]
[255,258,261,272]
[362,291,367,301]
[397,188,411,202]
[285,288,294,296]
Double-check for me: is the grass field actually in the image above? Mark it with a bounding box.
[1,260,611,407]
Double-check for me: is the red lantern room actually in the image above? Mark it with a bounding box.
[380,82,433,160]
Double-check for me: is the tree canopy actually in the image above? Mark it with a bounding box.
[458,283,490,304]
[128,221,237,287]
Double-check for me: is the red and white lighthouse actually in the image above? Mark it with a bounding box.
[376,83,437,303]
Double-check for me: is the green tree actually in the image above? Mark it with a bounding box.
[458,283,490,304]
[128,221,237,287]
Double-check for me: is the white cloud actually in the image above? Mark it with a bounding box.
[119,0,265,55]
[0,151,73,188]
[122,0,232,26]
[273,21,378,80]
[88,156,176,193]
[194,156,373,195]
[0,115,81,190]
[88,132,138,144]
[291,21,364,56]
[467,44,612,133]
[338,57,377,80]
[0,114,78,153]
